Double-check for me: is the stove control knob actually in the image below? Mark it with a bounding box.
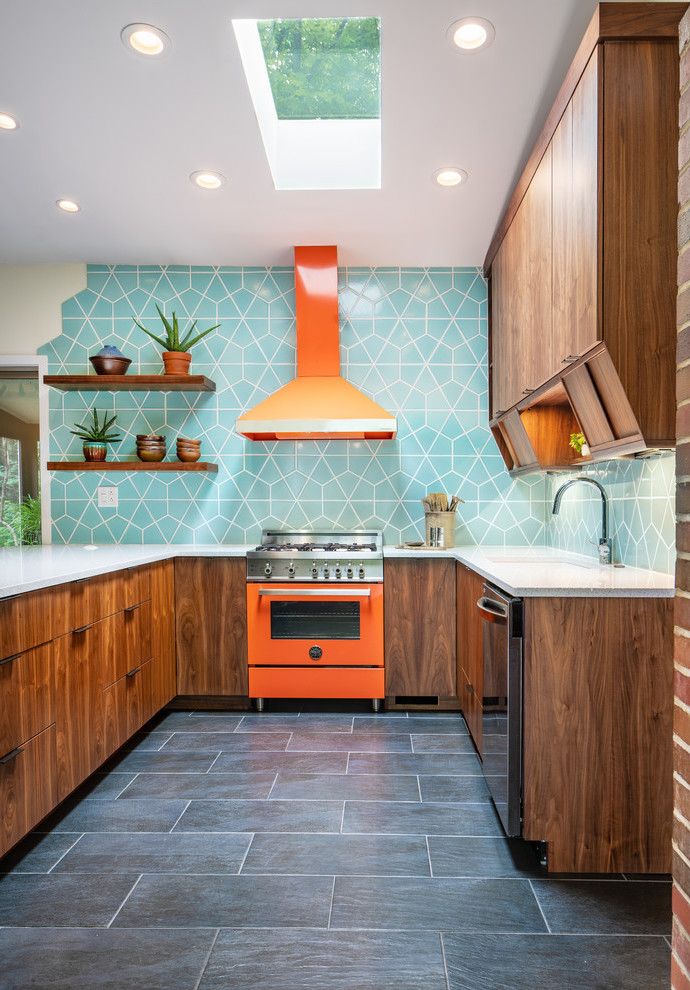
[323,566,330,579]
[335,566,342,579]
[287,563,296,578]
[311,565,318,579]
[346,565,354,579]
[264,563,272,577]
[358,566,366,579]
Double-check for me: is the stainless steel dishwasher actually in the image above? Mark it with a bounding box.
[476,584,523,836]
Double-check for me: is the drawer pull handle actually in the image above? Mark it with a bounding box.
[563,354,579,363]
[72,623,94,634]
[0,746,24,765]
[126,666,141,678]
[0,653,20,667]
[124,603,142,614]
[522,387,534,394]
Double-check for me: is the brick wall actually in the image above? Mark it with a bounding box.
[676,10,690,989]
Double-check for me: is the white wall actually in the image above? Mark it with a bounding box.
[0,264,86,354]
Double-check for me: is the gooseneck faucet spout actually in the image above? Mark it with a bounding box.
[551,476,612,565]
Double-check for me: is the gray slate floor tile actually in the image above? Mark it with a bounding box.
[288,732,412,753]
[73,772,139,800]
[162,731,291,751]
[0,927,216,990]
[418,775,491,802]
[330,876,547,932]
[347,752,481,774]
[411,734,477,753]
[118,771,276,800]
[153,713,244,732]
[53,831,253,874]
[113,873,333,928]
[354,716,467,734]
[122,731,174,752]
[343,800,502,836]
[428,836,540,877]
[271,772,420,802]
[0,833,82,874]
[531,879,672,935]
[175,799,344,833]
[0,874,138,927]
[442,933,671,989]
[105,749,220,773]
[41,798,189,833]
[241,832,430,877]
[211,751,349,774]
[198,929,447,990]
[239,714,355,733]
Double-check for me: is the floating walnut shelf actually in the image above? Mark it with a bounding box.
[43,375,216,393]
[47,461,218,473]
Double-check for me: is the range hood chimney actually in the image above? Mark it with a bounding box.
[236,246,397,441]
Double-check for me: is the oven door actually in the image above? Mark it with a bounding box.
[247,583,384,666]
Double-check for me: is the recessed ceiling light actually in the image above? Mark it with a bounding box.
[447,17,495,52]
[434,167,467,187]
[56,199,80,213]
[190,170,226,190]
[0,112,18,130]
[121,23,170,56]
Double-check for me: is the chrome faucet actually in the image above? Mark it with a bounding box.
[551,476,612,565]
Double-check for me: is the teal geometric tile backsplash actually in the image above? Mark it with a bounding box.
[39,264,674,569]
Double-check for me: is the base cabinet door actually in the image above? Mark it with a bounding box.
[456,564,484,751]
[0,725,57,857]
[384,559,456,702]
[55,630,107,800]
[175,558,248,697]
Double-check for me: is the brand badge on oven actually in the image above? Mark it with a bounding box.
[309,645,323,660]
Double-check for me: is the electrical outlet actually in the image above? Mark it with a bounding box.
[97,486,118,508]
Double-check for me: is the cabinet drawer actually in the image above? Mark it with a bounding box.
[69,573,123,628]
[0,585,70,662]
[122,565,151,610]
[0,641,55,756]
[104,601,153,686]
[104,656,160,753]
[0,725,57,858]
[68,614,117,690]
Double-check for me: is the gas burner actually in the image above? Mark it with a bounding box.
[247,530,384,583]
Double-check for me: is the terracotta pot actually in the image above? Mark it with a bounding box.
[162,351,192,375]
[83,442,107,462]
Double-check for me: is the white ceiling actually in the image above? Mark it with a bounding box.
[0,0,597,266]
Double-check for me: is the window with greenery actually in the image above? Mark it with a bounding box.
[0,437,41,547]
[257,17,380,120]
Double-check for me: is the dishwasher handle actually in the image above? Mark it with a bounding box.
[476,596,508,623]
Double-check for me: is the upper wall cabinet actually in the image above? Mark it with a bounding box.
[485,3,683,470]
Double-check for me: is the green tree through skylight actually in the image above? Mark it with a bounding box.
[257,17,380,120]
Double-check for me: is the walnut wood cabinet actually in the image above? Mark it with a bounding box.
[455,563,484,752]
[486,3,682,468]
[0,560,176,858]
[175,558,248,698]
[384,558,457,707]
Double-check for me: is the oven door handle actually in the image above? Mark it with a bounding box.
[476,596,508,623]
[258,588,371,597]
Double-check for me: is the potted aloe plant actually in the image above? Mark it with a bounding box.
[70,409,122,462]
[134,304,220,375]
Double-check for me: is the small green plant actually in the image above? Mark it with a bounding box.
[70,409,122,443]
[134,304,220,353]
[569,431,588,455]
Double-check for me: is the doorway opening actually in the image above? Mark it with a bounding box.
[0,356,50,545]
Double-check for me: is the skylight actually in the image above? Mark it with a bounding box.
[233,17,381,190]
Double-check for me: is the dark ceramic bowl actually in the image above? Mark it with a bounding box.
[90,355,132,375]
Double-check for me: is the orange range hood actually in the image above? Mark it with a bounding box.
[236,246,397,441]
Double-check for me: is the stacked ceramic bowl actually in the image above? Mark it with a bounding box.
[136,433,166,462]
[176,437,201,463]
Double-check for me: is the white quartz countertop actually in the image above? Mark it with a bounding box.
[0,543,674,599]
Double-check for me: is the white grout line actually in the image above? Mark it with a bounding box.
[416,775,423,803]
[112,774,139,799]
[529,878,552,933]
[106,874,143,928]
[339,802,346,834]
[204,752,223,774]
[265,773,280,800]
[326,876,337,929]
[439,932,451,990]
[236,834,255,875]
[192,928,221,990]
[425,835,434,878]
[45,833,86,874]
[168,800,192,833]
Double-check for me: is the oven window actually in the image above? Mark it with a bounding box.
[270,601,360,640]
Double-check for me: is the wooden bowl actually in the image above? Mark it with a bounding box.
[137,447,166,462]
[176,448,201,463]
[90,355,132,375]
